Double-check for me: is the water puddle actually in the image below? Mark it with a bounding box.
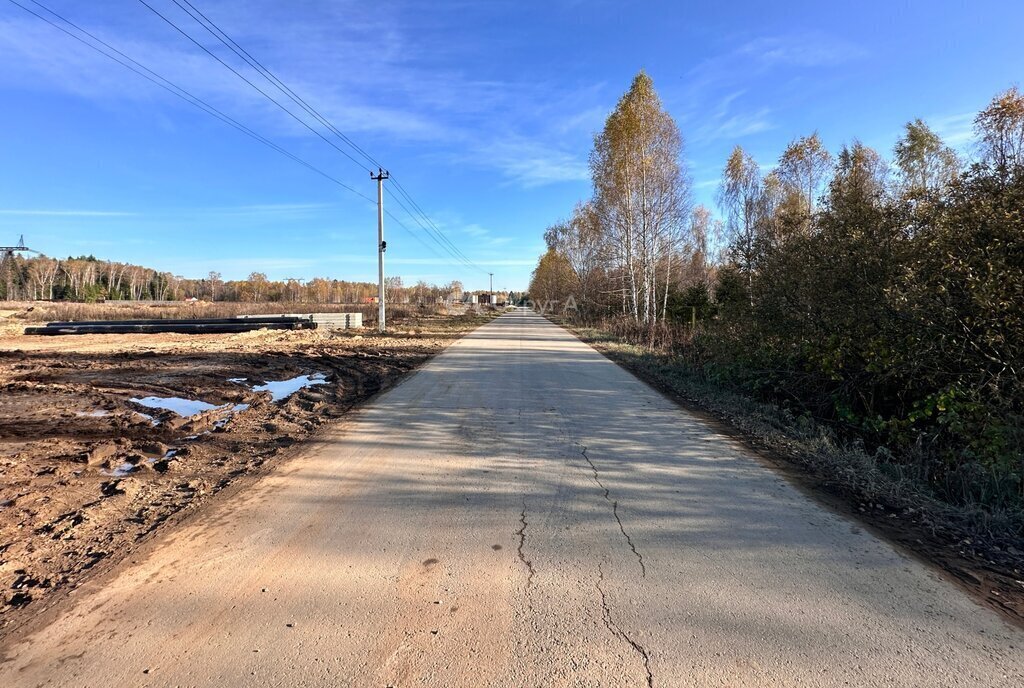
[228,377,248,384]
[147,449,178,466]
[105,462,137,477]
[130,396,221,417]
[129,395,251,430]
[251,374,328,402]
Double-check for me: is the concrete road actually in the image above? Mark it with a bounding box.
[2,310,1022,687]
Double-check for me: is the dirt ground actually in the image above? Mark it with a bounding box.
[0,309,495,636]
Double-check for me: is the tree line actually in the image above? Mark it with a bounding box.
[531,74,1024,508]
[0,254,466,305]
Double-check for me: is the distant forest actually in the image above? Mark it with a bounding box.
[0,255,467,305]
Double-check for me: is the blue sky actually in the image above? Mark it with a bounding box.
[0,0,1020,291]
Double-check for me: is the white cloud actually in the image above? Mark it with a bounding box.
[737,36,867,68]
[929,112,976,148]
[472,137,590,187]
[0,209,136,217]
[0,2,606,187]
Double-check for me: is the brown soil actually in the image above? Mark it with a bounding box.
[0,311,494,637]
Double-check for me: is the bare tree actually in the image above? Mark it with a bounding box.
[543,201,607,315]
[207,271,222,301]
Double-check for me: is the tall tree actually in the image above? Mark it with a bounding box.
[207,271,222,301]
[893,119,959,195]
[687,205,714,287]
[590,71,688,323]
[528,249,575,312]
[975,86,1024,172]
[831,141,889,204]
[776,132,832,219]
[718,146,764,290]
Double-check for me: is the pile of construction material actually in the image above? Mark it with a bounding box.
[236,312,363,330]
[25,315,315,336]
[304,312,362,330]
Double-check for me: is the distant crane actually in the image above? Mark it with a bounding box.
[1,235,39,300]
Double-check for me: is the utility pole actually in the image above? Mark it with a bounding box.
[371,168,390,332]
[488,272,493,305]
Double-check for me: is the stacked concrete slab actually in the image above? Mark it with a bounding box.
[305,313,363,330]
[235,312,363,330]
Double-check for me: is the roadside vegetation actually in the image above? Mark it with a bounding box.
[530,74,1024,579]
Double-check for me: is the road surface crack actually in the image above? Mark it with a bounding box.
[516,503,535,589]
[581,446,646,577]
[597,563,654,687]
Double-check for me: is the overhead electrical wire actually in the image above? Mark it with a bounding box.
[10,0,450,262]
[141,0,489,275]
[135,0,375,174]
[171,0,383,172]
[11,0,370,202]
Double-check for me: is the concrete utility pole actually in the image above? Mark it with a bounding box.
[371,168,390,332]
[489,273,493,304]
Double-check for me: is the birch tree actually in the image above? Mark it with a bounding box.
[718,146,764,288]
[543,201,607,316]
[590,71,688,324]
[894,119,959,195]
[975,86,1024,172]
[777,132,832,221]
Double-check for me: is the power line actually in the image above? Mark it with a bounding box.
[171,0,383,172]
[13,0,487,277]
[144,0,487,274]
[10,0,452,262]
[13,0,370,202]
[135,0,373,174]
[389,176,486,272]
[386,192,482,272]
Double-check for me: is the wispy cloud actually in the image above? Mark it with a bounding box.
[0,209,136,217]
[678,32,865,147]
[0,2,604,188]
[472,137,590,187]
[737,35,867,68]
[693,105,775,142]
[929,111,976,149]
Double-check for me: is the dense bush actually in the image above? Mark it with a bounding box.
[697,163,1024,508]
[534,84,1024,513]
